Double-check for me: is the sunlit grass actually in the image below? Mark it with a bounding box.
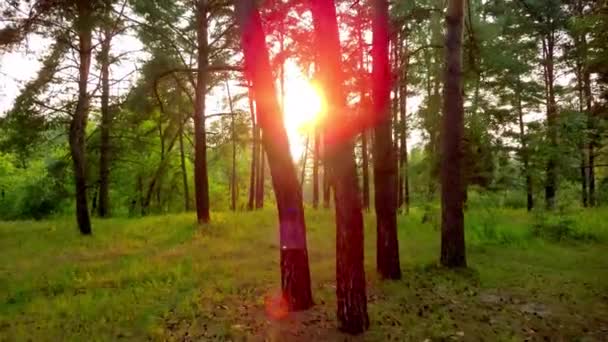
[1,208,607,340]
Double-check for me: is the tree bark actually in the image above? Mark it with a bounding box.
[225,77,237,211]
[397,32,410,214]
[516,79,533,211]
[542,36,558,210]
[70,0,93,235]
[582,36,595,207]
[322,163,331,208]
[194,0,211,223]
[179,117,190,211]
[235,0,313,311]
[300,134,310,191]
[355,5,370,211]
[372,0,401,280]
[256,137,265,209]
[312,130,320,208]
[248,86,257,211]
[310,0,369,334]
[440,0,466,268]
[98,25,112,218]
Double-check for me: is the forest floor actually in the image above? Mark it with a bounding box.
[1,207,607,341]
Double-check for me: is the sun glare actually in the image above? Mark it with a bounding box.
[283,76,324,157]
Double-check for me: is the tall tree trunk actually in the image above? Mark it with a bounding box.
[235,0,313,310]
[582,36,595,206]
[179,117,190,211]
[310,0,369,334]
[248,86,257,211]
[312,130,320,208]
[361,131,370,210]
[98,26,112,218]
[355,5,370,211]
[256,139,265,208]
[70,0,93,235]
[542,36,558,210]
[322,163,331,208]
[440,0,466,268]
[398,33,409,214]
[575,60,588,207]
[372,0,401,280]
[194,0,211,223]
[226,77,237,211]
[300,134,310,191]
[516,79,533,211]
[428,7,443,198]
[391,36,399,155]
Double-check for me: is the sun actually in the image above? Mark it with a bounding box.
[283,76,325,157]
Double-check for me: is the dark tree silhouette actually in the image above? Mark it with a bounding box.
[372,0,401,280]
[69,0,93,234]
[193,0,211,223]
[310,0,369,334]
[440,0,467,268]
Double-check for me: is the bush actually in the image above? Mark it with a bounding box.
[0,158,69,220]
[531,211,597,242]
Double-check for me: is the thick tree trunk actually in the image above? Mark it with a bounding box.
[98,26,112,218]
[372,0,401,280]
[440,0,466,268]
[248,87,257,211]
[310,0,369,334]
[70,0,93,235]
[312,130,320,208]
[194,0,211,223]
[235,0,313,310]
[516,79,533,211]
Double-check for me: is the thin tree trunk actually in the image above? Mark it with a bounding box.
[361,131,370,210]
[516,78,533,211]
[225,77,237,211]
[235,0,313,310]
[179,118,190,211]
[194,0,211,223]
[575,61,588,207]
[310,0,369,334]
[69,0,93,235]
[542,36,558,210]
[582,35,595,206]
[300,134,310,191]
[98,26,112,218]
[322,163,331,208]
[440,0,466,268]
[256,138,265,208]
[355,5,370,211]
[398,33,409,214]
[312,130,320,208]
[248,86,257,211]
[372,0,401,280]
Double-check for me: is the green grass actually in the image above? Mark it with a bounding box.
[1,208,607,341]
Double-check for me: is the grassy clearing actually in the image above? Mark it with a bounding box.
[1,208,607,341]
